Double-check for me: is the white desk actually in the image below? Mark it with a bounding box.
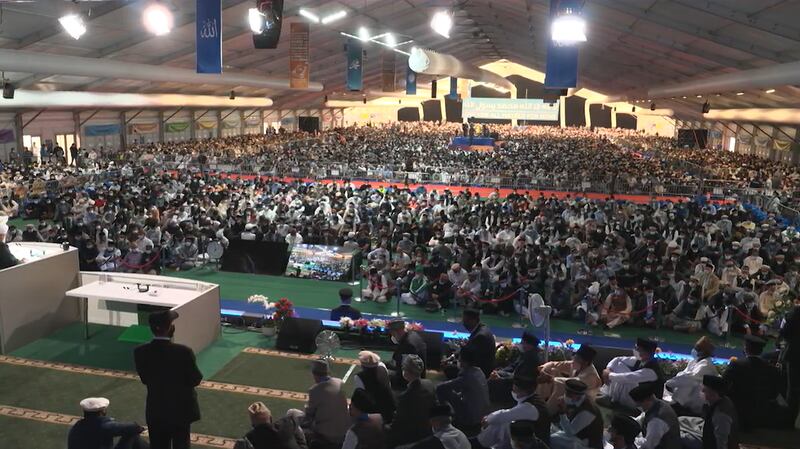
[65,273,221,354]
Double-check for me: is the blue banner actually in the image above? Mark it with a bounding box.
[346,39,363,91]
[544,0,579,88]
[84,124,121,136]
[405,64,416,95]
[196,0,222,74]
[448,76,458,99]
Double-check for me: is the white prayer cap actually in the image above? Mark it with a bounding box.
[0,224,8,234]
[79,397,110,412]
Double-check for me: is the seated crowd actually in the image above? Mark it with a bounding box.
[1,124,799,448]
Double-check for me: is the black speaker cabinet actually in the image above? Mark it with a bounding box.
[252,0,284,49]
[420,331,444,370]
[276,317,323,353]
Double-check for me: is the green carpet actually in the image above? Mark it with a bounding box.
[0,359,301,439]
[167,269,739,349]
[211,353,358,396]
[0,415,75,449]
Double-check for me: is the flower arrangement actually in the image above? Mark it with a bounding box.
[495,342,520,367]
[338,317,423,333]
[247,294,274,309]
[272,298,295,321]
[768,292,795,326]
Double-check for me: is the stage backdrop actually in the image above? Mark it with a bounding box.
[462,98,560,122]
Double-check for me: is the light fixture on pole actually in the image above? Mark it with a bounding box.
[298,8,320,23]
[385,33,397,47]
[551,3,586,45]
[321,10,346,25]
[2,72,14,100]
[143,2,174,36]
[430,11,453,38]
[59,14,87,40]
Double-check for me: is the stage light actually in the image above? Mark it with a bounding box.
[765,88,776,94]
[682,96,687,99]
[299,8,320,23]
[59,14,86,40]
[358,26,370,41]
[321,10,346,25]
[551,8,586,45]
[143,2,173,36]
[248,8,266,33]
[736,92,744,96]
[430,11,452,38]
[385,33,397,47]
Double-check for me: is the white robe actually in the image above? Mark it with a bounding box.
[600,356,657,409]
[664,357,719,414]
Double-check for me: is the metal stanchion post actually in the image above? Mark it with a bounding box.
[352,254,362,302]
[721,305,735,348]
[391,277,404,317]
[512,288,525,328]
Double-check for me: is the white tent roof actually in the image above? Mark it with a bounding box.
[0,0,798,111]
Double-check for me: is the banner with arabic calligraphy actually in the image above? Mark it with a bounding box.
[0,129,14,144]
[346,39,363,91]
[448,76,458,100]
[128,123,158,134]
[381,51,395,92]
[196,121,217,130]
[289,22,309,89]
[84,124,120,136]
[196,0,222,74]
[405,64,416,95]
[166,122,190,133]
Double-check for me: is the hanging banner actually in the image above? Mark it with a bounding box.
[462,98,559,121]
[381,51,396,92]
[128,123,158,134]
[775,140,792,151]
[84,124,121,136]
[245,117,262,126]
[196,0,222,74]
[544,0,580,88]
[755,136,771,148]
[346,39,363,91]
[405,64,416,95]
[222,121,239,129]
[289,22,310,89]
[0,129,14,144]
[166,122,190,133]
[196,121,217,129]
[448,76,458,99]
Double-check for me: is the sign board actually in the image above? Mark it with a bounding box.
[461,98,559,121]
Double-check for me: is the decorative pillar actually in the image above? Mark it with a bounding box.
[157,111,165,143]
[559,95,566,128]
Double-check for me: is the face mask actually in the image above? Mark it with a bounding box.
[390,335,398,345]
[511,391,522,402]
[691,348,699,359]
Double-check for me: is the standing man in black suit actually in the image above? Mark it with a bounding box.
[134,310,203,449]
[385,319,427,389]
[722,334,784,431]
[449,308,496,378]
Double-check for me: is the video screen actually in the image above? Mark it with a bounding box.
[284,244,357,281]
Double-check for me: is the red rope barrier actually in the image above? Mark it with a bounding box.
[732,306,766,325]
[114,251,161,270]
[466,288,523,304]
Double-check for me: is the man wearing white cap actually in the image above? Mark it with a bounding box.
[0,222,21,269]
[67,397,147,449]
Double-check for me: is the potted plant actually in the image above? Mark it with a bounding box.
[262,317,277,337]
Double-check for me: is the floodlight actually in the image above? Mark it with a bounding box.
[59,14,86,40]
[299,8,320,23]
[143,2,173,36]
[551,9,586,45]
[430,11,452,38]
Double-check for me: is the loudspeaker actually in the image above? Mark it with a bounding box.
[276,317,322,353]
[298,116,320,133]
[650,102,656,111]
[2,82,14,100]
[252,0,284,49]
[702,101,710,114]
[419,331,444,370]
[431,79,437,98]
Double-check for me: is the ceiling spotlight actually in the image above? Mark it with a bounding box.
[358,26,370,41]
[59,14,86,40]
[736,92,744,96]
[765,88,776,94]
[248,8,266,33]
[143,2,173,36]
[430,11,453,38]
[385,33,397,47]
[551,7,587,45]
[299,8,320,23]
[321,10,346,25]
